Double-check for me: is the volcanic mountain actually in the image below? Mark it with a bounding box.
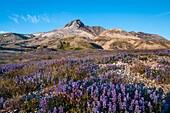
[0,19,169,52]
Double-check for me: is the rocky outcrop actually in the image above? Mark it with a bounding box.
[65,19,85,28]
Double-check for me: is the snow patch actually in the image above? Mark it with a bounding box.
[23,35,31,38]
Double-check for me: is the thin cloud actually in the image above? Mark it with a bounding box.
[9,16,19,23]
[155,11,170,17]
[13,14,19,18]
[0,31,6,34]
[9,14,50,24]
[21,15,27,22]
[41,16,50,23]
[0,31,10,34]
[27,15,40,23]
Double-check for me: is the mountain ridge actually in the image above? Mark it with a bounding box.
[0,19,169,52]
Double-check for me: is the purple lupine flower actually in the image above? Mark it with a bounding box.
[118,93,121,102]
[107,90,110,96]
[162,100,166,104]
[59,105,63,113]
[162,78,165,82]
[117,75,121,82]
[108,107,112,112]
[40,99,44,108]
[112,95,117,103]
[134,90,138,99]
[87,100,91,109]
[129,105,133,111]
[150,94,153,100]
[135,105,141,113]
[126,93,129,101]
[150,73,154,79]
[121,84,125,95]
[155,76,159,82]
[135,100,138,105]
[71,93,74,99]
[50,92,54,97]
[141,105,145,111]
[92,101,96,107]
[147,90,151,94]
[53,107,57,113]
[153,96,158,104]
[103,101,107,108]
[15,76,18,84]
[40,98,46,110]
[3,102,6,109]
[45,93,48,97]
[92,107,98,112]
[122,102,127,109]
[130,99,135,106]
[108,102,112,112]
[112,105,116,112]
[63,90,66,95]
[0,97,3,103]
[51,75,54,82]
[76,105,80,109]
[153,91,156,97]
[20,76,22,84]
[37,110,41,113]
[48,110,51,113]
[148,102,153,112]
[123,97,127,102]
[97,101,100,108]
[139,99,143,105]
[157,75,160,78]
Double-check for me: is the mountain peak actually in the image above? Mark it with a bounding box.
[64,19,105,36]
[64,19,85,28]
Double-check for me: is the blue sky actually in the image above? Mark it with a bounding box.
[0,0,170,40]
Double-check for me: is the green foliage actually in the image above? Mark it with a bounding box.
[132,50,140,53]
[63,41,66,44]
[90,46,96,49]
[0,61,6,64]
[46,56,52,60]
[66,42,70,47]
[23,99,40,112]
[59,46,64,49]
[74,47,83,50]
[25,49,34,52]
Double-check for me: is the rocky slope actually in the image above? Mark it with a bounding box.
[129,31,167,41]
[0,19,169,52]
